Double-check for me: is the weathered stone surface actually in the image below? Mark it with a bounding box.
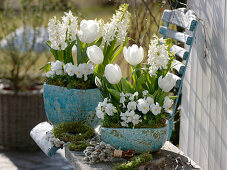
[66,141,202,170]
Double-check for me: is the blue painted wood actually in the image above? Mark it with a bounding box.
[159,26,193,45]
[30,122,60,157]
[170,45,189,60]
[43,84,102,128]
[100,124,169,153]
[172,60,185,75]
[162,8,197,31]
[159,8,198,140]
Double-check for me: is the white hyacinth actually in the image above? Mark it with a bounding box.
[48,11,78,50]
[102,4,130,45]
[147,36,170,77]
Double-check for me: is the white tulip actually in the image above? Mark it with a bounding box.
[123,44,144,65]
[78,20,99,44]
[104,64,122,84]
[86,45,104,64]
[158,73,177,92]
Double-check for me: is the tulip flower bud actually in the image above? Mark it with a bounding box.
[78,20,99,44]
[86,45,104,64]
[123,44,144,65]
[158,73,176,92]
[104,64,122,84]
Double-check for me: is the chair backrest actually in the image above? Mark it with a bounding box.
[159,8,198,140]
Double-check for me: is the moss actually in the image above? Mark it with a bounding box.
[53,122,95,151]
[113,153,153,170]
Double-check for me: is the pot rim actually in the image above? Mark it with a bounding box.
[100,124,169,130]
[44,83,99,91]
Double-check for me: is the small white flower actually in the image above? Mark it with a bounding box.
[64,63,77,76]
[133,92,139,96]
[75,65,83,78]
[142,90,148,96]
[120,112,128,122]
[127,110,135,123]
[163,96,173,111]
[151,103,161,115]
[132,114,142,126]
[121,121,128,127]
[46,70,54,77]
[120,96,126,104]
[137,99,149,114]
[96,110,105,120]
[105,103,117,116]
[127,101,137,111]
[56,68,63,75]
[51,60,63,72]
[146,97,154,105]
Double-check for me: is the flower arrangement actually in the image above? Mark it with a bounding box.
[95,35,178,128]
[43,4,131,89]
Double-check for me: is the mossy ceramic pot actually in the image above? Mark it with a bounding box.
[43,84,102,128]
[100,122,169,153]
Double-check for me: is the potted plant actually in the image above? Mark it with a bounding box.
[43,4,131,127]
[0,0,49,149]
[95,35,178,153]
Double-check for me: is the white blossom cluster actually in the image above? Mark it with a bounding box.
[119,91,173,127]
[96,98,118,120]
[102,5,130,45]
[48,11,78,50]
[46,60,94,81]
[46,130,64,148]
[147,36,170,76]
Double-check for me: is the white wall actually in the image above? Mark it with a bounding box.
[180,0,227,170]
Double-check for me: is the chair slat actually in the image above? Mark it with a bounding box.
[162,8,197,31]
[172,59,185,75]
[159,26,192,45]
[170,45,189,60]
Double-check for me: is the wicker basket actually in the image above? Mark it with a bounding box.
[0,88,47,150]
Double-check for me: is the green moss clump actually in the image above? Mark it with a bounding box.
[53,122,95,151]
[113,153,153,170]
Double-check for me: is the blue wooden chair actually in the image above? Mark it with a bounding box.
[159,8,198,140]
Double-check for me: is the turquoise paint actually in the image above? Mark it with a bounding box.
[100,123,169,153]
[43,84,102,128]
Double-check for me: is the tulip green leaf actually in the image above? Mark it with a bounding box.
[121,78,133,93]
[76,36,83,65]
[108,88,120,101]
[169,96,178,99]
[94,37,103,47]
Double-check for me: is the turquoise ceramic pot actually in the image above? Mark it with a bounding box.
[100,123,169,153]
[43,84,102,128]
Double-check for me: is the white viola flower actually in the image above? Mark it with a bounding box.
[62,11,78,42]
[123,44,144,65]
[105,103,117,116]
[120,112,128,122]
[163,96,173,111]
[78,20,100,44]
[132,114,142,126]
[133,92,139,97]
[127,111,135,123]
[121,121,128,127]
[104,64,122,84]
[74,66,83,78]
[46,70,54,78]
[142,90,148,96]
[55,68,63,75]
[96,110,105,120]
[146,97,154,105]
[64,63,77,76]
[86,45,104,65]
[120,96,126,104]
[51,60,63,72]
[151,103,161,115]
[127,101,137,111]
[137,99,150,114]
[158,73,176,92]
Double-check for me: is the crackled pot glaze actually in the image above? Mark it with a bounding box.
[100,123,169,153]
[43,84,102,128]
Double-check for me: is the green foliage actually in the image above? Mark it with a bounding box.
[113,153,153,170]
